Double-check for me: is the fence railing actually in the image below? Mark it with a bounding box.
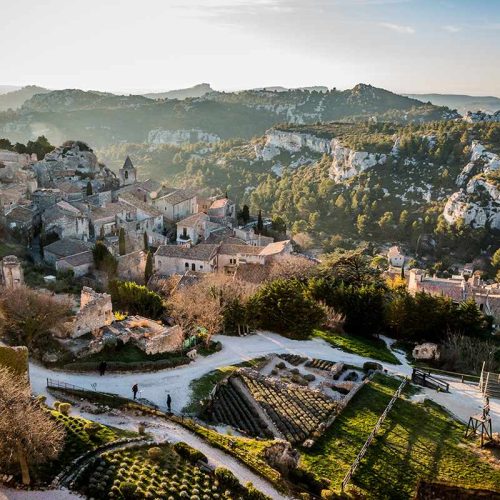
[480,363,500,398]
[341,378,407,492]
[47,378,92,393]
[411,368,450,392]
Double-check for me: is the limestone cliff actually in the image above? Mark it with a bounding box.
[443,142,500,229]
[148,129,220,146]
[328,139,387,183]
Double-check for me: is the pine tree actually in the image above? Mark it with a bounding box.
[118,228,126,256]
[145,251,153,284]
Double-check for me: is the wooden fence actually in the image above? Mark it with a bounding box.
[341,378,407,492]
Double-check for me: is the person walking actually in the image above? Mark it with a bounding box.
[166,393,172,413]
[132,384,139,400]
[98,361,105,376]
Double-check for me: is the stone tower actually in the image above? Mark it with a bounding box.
[1,255,24,289]
[119,156,137,186]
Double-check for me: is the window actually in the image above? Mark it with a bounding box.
[199,265,203,270]
[125,171,128,179]
[185,262,189,268]
[191,263,196,271]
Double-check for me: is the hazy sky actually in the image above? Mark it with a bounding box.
[2,0,500,95]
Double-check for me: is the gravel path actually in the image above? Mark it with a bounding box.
[0,487,82,499]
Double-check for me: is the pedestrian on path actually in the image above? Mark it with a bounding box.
[98,361,107,376]
[166,393,172,413]
[132,383,139,400]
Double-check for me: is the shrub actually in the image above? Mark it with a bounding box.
[173,442,208,463]
[321,489,336,499]
[214,468,240,489]
[84,421,101,437]
[58,403,71,415]
[245,483,271,499]
[120,481,138,499]
[147,446,163,462]
[363,361,382,372]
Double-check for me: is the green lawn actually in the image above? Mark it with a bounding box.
[300,374,500,498]
[313,329,401,364]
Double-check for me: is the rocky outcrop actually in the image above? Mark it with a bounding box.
[463,110,500,123]
[147,129,220,146]
[443,142,500,229]
[255,129,331,161]
[328,139,387,182]
[32,141,116,189]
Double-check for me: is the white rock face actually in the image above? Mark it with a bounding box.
[443,142,500,229]
[148,129,220,146]
[256,129,331,161]
[464,110,500,123]
[328,139,387,182]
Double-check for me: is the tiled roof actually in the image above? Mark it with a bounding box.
[60,250,93,266]
[177,212,209,227]
[259,240,290,256]
[5,206,33,223]
[219,244,264,256]
[118,192,162,217]
[44,238,92,257]
[210,198,231,209]
[159,188,197,205]
[90,201,129,221]
[155,243,218,261]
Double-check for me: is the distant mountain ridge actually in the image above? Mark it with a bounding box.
[1,83,458,147]
[142,83,213,100]
[0,85,51,111]
[407,93,500,115]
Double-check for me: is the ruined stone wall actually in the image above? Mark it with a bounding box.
[72,287,114,338]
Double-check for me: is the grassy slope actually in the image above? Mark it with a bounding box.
[300,374,500,498]
[314,329,401,365]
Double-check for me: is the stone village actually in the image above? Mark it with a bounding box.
[0,141,293,360]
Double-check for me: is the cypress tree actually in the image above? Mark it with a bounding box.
[257,209,264,234]
[86,181,93,196]
[118,227,126,256]
[145,251,153,284]
[143,231,149,251]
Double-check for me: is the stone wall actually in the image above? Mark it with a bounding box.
[72,287,114,338]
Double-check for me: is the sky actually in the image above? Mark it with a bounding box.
[2,0,500,96]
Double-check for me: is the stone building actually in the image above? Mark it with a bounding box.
[387,245,405,268]
[408,268,500,327]
[95,316,184,355]
[1,255,24,288]
[42,200,90,241]
[176,212,222,245]
[119,156,137,186]
[151,187,198,222]
[43,238,93,266]
[155,244,219,275]
[208,197,236,221]
[69,287,114,338]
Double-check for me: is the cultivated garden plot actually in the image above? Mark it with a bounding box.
[73,443,253,500]
[204,354,372,445]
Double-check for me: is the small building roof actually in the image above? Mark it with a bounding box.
[123,156,134,169]
[159,188,197,205]
[210,198,231,210]
[388,245,404,258]
[60,250,93,267]
[259,240,290,256]
[5,206,33,223]
[219,244,264,256]
[177,212,209,228]
[155,243,219,261]
[44,238,92,258]
[118,192,162,217]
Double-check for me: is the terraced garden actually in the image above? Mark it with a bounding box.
[35,408,129,483]
[240,374,339,444]
[74,442,256,499]
[207,380,271,438]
